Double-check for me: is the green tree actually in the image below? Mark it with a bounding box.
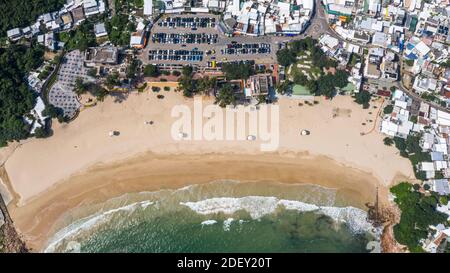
[221,63,254,80]
[306,80,318,94]
[0,44,46,146]
[143,64,160,77]
[179,66,196,97]
[74,77,87,95]
[384,137,394,146]
[126,59,140,80]
[65,21,97,51]
[405,59,414,66]
[276,48,296,67]
[384,104,394,114]
[42,104,65,123]
[87,68,97,78]
[197,76,216,95]
[316,74,336,98]
[293,73,308,86]
[354,91,371,108]
[276,81,291,95]
[34,126,51,138]
[391,182,448,252]
[333,70,349,88]
[106,72,121,88]
[215,84,237,108]
[0,0,66,37]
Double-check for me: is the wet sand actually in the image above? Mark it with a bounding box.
[0,92,416,251]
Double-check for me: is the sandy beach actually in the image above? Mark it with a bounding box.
[0,90,416,251]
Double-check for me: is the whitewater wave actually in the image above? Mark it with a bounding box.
[43,200,154,253]
[201,220,218,226]
[223,218,234,231]
[180,196,374,234]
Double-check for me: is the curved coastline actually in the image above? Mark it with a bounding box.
[0,93,415,252]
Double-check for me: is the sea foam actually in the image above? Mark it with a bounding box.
[201,220,218,226]
[180,196,374,234]
[43,200,154,253]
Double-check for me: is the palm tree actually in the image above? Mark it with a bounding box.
[74,77,86,96]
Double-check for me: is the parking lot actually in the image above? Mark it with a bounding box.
[149,49,204,62]
[221,42,271,55]
[157,16,216,29]
[151,33,218,44]
[140,14,279,69]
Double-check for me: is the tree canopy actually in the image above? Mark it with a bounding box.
[354,91,371,108]
[143,64,160,77]
[391,182,448,252]
[276,48,296,67]
[0,44,45,146]
[215,84,237,108]
[105,1,134,47]
[221,62,255,80]
[0,0,66,37]
[277,38,348,98]
[63,21,97,52]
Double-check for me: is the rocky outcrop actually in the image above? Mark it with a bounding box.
[0,193,28,253]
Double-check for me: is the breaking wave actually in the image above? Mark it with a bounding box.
[181,196,374,234]
[201,220,218,226]
[43,200,154,253]
[42,180,378,252]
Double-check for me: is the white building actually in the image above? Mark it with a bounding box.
[94,23,108,38]
[144,0,153,16]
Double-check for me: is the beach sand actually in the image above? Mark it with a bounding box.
[1,91,416,251]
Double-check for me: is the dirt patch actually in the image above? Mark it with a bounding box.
[332,107,352,118]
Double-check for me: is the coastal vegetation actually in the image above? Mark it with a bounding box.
[0,43,46,146]
[383,104,394,114]
[144,64,160,77]
[383,137,394,146]
[277,37,348,98]
[353,91,371,109]
[126,59,140,80]
[105,0,144,46]
[0,0,66,37]
[390,182,449,252]
[390,134,431,180]
[221,62,255,80]
[178,66,216,97]
[74,77,108,101]
[60,21,97,52]
[42,104,66,123]
[105,72,121,89]
[215,84,237,107]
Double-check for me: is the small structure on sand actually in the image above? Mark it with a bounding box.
[109,130,120,137]
[178,132,188,139]
[300,129,310,136]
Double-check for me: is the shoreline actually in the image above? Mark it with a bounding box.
[7,152,392,252]
[0,92,416,252]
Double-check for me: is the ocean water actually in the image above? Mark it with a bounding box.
[43,180,380,253]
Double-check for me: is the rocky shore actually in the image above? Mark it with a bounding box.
[0,194,28,253]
